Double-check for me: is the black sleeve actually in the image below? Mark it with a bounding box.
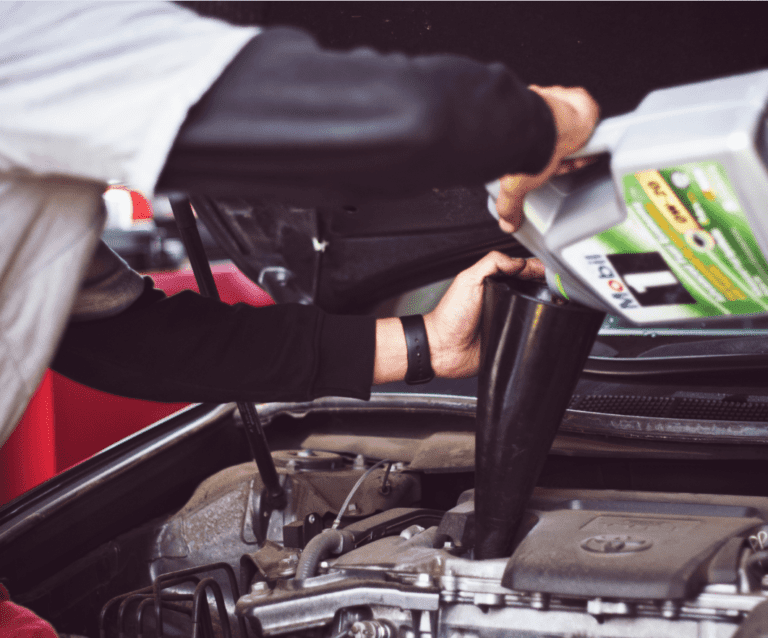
[50,278,376,403]
[58,29,556,403]
[156,26,557,200]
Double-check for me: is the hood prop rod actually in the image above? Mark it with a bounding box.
[170,197,286,511]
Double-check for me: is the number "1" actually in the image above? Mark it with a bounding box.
[623,270,677,294]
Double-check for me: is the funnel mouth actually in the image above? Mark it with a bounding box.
[485,274,599,315]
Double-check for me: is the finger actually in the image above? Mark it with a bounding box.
[498,218,517,234]
[491,252,529,276]
[555,155,599,175]
[461,252,545,285]
[493,191,523,232]
[465,251,528,282]
[480,252,545,280]
[495,174,529,231]
[516,257,546,279]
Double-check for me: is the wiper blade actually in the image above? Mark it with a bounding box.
[585,352,768,377]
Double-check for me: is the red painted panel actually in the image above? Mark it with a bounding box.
[0,372,55,505]
[150,262,274,306]
[0,263,273,504]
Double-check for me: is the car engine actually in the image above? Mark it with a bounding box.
[97,445,768,638]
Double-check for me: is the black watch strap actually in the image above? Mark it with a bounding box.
[400,315,435,385]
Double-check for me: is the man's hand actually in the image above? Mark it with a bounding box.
[495,85,600,233]
[373,252,544,384]
[425,252,544,378]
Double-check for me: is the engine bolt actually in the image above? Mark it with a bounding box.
[415,572,433,588]
[350,620,394,638]
[661,600,679,619]
[530,592,549,610]
[400,525,425,540]
[250,581,271,596]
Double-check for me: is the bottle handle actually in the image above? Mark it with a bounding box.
[566,112,633,158]
[485,111,632,220]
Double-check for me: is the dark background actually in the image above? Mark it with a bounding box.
[180,1,768,117]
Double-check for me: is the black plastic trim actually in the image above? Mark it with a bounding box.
[584,353,768,377]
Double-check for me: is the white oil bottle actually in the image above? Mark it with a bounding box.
[488,69,768,325]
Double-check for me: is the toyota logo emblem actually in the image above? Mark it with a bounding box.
[580,535,653,554]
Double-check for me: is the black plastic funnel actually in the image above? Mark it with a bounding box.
[474,276,605,560]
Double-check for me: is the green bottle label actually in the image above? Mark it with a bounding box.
[561,161,768,323]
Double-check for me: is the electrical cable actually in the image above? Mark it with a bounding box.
[332,459,391,530]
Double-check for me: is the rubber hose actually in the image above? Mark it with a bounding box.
[296,529,353,580]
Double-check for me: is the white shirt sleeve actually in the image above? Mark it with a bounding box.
[0,1,260,195]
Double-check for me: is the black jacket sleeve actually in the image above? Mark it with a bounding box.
[51,278,376,403]
[156,26,557,200]
[53,28,557,404]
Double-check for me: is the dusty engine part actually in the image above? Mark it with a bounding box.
[272,449,345,471]
[90,407,768,638]
[103,451,419,637]
[25,401,768,638]
[236,489,768,638]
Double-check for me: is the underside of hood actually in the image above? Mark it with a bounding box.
[192,187,525,313]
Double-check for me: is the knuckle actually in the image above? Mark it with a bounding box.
[499,174,521,188]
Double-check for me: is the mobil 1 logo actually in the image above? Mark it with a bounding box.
[585,254,640,310]
[605,252,695,307]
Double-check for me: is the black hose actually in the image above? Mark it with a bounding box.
[295,529,354,580]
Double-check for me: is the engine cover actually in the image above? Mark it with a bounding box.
[504,493,763,600]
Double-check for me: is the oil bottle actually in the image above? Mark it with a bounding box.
[487,69,768,325]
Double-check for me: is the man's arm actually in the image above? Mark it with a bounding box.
[156,27,558,200]
[51,253,540,402]
[52,280,377,404]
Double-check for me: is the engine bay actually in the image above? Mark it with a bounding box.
[4,395,768,637]
[96,432,768,638]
